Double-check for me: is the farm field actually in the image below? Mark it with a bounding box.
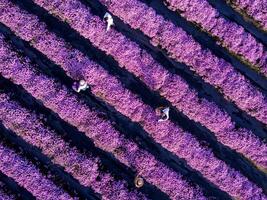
[0,0,266,199]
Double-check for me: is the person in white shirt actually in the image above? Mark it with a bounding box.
[72,80,89,93]
[103,12,114,31]
[156,107,170,122]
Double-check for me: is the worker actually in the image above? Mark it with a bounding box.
[72,80,89,93]
[134,175,144,188]
[156,107,170,122]
[103,12,114,31]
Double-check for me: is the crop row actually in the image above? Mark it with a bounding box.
[0,190,13,200]
[13,0,267,170]
[227,0,267,31]
[0,34,205,200]
[163,0,267,73]
[0,92,146,200]
[0,2,266,199]
[96,0,267,125]
[0,142,73,200]
[0,182,14,200]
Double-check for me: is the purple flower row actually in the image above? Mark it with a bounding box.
[0,35,205,200]
[227,0,267,31]
[163,0,267,74]
[0,182,14,200]
[0,143,73,200]
[0,2,265,199]
[0,93,146,200]
[95,0,267,125]
[0,190,13,200]
[18,0,267,170]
